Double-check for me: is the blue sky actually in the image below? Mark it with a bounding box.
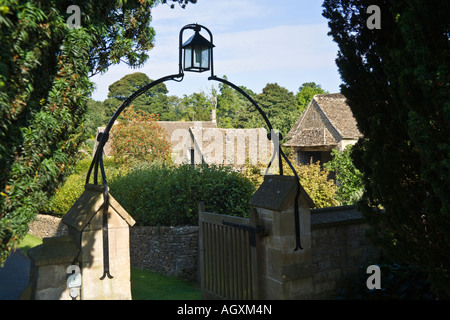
[90,0,342,101]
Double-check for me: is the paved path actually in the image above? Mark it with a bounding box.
[0,250,30,300]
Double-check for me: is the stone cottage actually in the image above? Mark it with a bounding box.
[92,109,218,158]
[93,109,273,169]
[284,93,362,165]
[187,127,272,168]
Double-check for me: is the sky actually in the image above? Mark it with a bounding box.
[89,0,342,101]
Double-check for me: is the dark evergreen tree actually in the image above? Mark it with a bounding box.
[255,83,299,138]
[323,0,450,298]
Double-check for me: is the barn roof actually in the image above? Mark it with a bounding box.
[284,93,362,148]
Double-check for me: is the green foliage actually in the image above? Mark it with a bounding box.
[179,91,213,121]
[109,164,256,226]
[254,83,299,139]
[323,0,450,298]
[215,77,322,138]
[0,0,161,264]
[41,158,124,217]
[289,160,339,209]
[336,261,435,300]
[216,77,255,128]
[243,156,339,208]
[324,145,364,205]
[110,106,172,167]
[84,99,108,138]
[103,72,170,119]
[296,82,329,114]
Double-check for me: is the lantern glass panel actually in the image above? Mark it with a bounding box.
[194,46,209,69]
[200,47,209,69]
[184,47,192,69]
[184,45,210,72]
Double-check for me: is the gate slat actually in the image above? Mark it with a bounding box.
[199,205,261,300]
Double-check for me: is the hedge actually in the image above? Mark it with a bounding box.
[44,160,256,226]
[109,163,256,226]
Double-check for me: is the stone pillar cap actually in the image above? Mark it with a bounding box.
[249,175,314,211]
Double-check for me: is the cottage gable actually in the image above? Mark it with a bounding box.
[284,93,362,165]
[314,93,361,139]
[284,99,339,148]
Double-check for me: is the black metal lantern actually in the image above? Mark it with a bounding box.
[180,24,214,73]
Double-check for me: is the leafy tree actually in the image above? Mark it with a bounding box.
[324,145,364,205]
[103,72,171,119]
[255,83,299,139]
[84,99,108,138]
[0,0,174,265]
[165,95,185,121]
[323,0,450,298]
[216,76,240,127]
[229,86,260,128]
[110,107,172,167]
[296,82,329,114]
[179,91,213,121]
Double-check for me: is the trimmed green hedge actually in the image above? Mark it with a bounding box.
[44,160,256,226]
[109,164,255,226]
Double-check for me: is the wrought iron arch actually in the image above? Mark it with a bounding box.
[86,24,304,255]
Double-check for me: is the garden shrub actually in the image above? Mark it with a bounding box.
[242,156,339,208]
[42,157,124,217]
[323,145,364,205]
[109,163,256,226]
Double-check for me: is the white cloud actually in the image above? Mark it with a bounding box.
[213,24,337,74]
[90,1,341,100]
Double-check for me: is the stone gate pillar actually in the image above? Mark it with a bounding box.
[27,184,135,300]
[249,175,315,299]
[62,184,136,300]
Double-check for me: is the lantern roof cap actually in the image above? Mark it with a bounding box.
[182,31,215,49]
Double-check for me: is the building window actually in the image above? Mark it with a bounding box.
[189,147,195,167]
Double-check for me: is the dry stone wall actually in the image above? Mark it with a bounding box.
[29,215,199,281]
[129,225,199,281]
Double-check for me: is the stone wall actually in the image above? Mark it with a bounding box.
[29,215,199,282]
[310,206,380,299]
[129,225,199,281]
[29,207,380,299]
[28,215,67,238]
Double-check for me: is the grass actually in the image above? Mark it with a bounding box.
[131,267,201,300]
[16,233,200,300]
[16,233,42,255]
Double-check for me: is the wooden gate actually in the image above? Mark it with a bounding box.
[198,203,262,300]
